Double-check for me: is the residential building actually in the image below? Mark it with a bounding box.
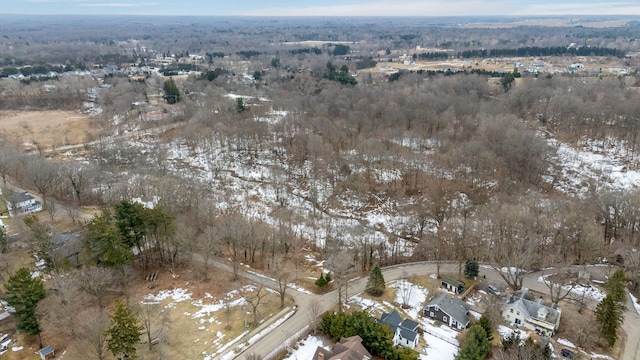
[378,309,420,348]
[423,293,471,330]
[312,335,372,360]
[6,192,42,215]
[501,288,561,337]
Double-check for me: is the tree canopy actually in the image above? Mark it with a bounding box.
[85,200,175,269]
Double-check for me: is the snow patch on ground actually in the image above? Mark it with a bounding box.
[282,335,325,360]
[143,288,192,303]
[391,279,429,319]
[421,332,458,360]
[630,293,640,314]
[557,338,576,348]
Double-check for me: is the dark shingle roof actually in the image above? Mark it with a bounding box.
[380,310,403,327]
[400,318,419,331]
[425,293,470,326]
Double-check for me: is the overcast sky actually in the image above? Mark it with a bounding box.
[4,0,640,16]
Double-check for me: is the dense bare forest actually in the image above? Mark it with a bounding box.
[1,15,640,360]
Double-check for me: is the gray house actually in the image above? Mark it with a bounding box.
[423,293,471,330]
[378,310,420,349]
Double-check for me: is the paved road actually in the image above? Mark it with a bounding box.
[201,259,638,360]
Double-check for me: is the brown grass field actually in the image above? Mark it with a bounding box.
[0,111,98,151]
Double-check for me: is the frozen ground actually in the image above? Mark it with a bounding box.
[548,137,640,196]
[537,275,606,302]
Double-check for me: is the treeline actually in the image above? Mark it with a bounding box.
[414,52,449,60]
[1,63,87,78]
[459,46,625,58]
[289,48,322,55]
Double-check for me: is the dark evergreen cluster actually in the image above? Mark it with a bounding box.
[323,61,357,85]
[236,50,262,59]
[459,46,625,58]
[320,311,418,360]
[289,47,322,55]
[414,52,449,60]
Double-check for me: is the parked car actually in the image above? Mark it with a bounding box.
[487,285,501,296]
[561,348,575,359]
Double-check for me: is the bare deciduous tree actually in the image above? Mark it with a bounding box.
[79,266,115,309]
[242,285,267,327]
[80,308,109,360]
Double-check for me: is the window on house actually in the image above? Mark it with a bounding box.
[443,316,448,322]
[434,306,439,312]
[430,312,435,317]
[510,309,513,313]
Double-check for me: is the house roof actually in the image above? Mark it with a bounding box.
[9,192,34,204]
[380,310,403,327]
[313,335,372,360]
[399,327,419,342]
[424,293,471,326]
[38,346,54,356]
[379,310,419,344]
[400,318,419,331]
[441,276,464,287]
[502,289,560,327]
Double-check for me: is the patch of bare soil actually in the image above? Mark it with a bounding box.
[0,111,98,151]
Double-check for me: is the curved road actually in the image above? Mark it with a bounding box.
[204,260,638,360]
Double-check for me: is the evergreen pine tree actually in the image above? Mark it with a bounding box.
[4,268,46,348]
[595,294,624,348]
[105,300,143,359]
[464,259,479,278]
[608,269,627,306]
[477,314,494,342]
[456,324,490,360]
[365,265,385,296]
[315,272,328,287]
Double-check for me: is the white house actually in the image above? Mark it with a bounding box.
[6,192,42,216]
[378,310,420,349]
[501,288,561,337]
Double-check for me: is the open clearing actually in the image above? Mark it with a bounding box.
[0,111,97,151]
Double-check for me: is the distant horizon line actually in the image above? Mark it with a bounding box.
[1,14,639,18]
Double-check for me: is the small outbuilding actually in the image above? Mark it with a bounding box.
[441,276,465,294]
[38,346,55,360]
